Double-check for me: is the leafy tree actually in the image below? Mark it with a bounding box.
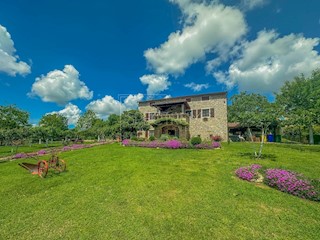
[39,113,68,142]
[229,92,278,157]
[120,110,149,139]
[76,110,98,131]
[0,105,29,129]
[276,69,320,144]
[105,114,120,139]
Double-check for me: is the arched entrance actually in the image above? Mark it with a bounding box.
[161,125,180,137]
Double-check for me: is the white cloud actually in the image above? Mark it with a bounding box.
[140,74,171,97]
[86,94,144,119]
[213,30,320,93]
[240,0,267,11]
[164,95,172,99]
[144,1,247,75]
[184,82,209,92]
[29,65,93,105]
[49,103,82,125]
[124,93,144,109]
[0,25,31,76]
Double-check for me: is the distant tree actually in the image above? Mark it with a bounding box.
[229,92,278,158]
[105,114,120,139]
[76,110,98,131]
[120,110,149,139]
[39,113,68,142]
[276,69,320,144]
[0,105,29,129]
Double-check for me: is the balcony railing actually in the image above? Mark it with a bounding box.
[150,113,190,121]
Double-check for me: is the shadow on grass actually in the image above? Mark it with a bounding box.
[237,152,277,161]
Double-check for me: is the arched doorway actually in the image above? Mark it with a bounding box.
[161,125,180,138]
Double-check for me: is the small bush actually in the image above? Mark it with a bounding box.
[160,134,170,141]
[149,136,155,141]
[264,169,319,201]
[211,135,222,142]
[165,139,182,149]
[235,164,262,181]
[190,136,202,146]
[212,141,221,148]
[130,136,138,141]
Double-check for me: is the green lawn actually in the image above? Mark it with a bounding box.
[0,143,319,239]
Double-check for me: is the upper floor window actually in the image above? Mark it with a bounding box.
[202,109,210,118]
[202,96,209,101]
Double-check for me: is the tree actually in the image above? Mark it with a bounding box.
[39,113,68,141]
[0,105,29,129]
[276,69,320,144]
[76,110,98,131]
[120,110,149,139]
[229,92,278,158]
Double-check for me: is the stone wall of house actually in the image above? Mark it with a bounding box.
[187,95,228,141]
[138,92,228,141]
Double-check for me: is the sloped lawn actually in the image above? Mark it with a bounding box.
[0,143,319,239]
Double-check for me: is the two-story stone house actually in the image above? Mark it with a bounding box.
[138,92,228,141]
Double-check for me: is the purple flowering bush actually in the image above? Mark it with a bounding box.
[235,164,262,181]
[37,149,46,155]
[264,169,319,201]
[122,139,220,150]
[165,139,182,149]
[13,153,27,159]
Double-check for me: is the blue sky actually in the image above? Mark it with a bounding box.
[0,0,319,126]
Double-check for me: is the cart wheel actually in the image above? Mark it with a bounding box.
[57,160,66,172]
[38,160,48,178]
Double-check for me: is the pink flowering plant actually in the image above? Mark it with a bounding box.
[235,164,262,182]
[264,169,319,201]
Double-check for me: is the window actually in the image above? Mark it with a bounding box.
[185,110,192,117]
[149,113,155,120]
[202,109,210,118]
[202,96,209,101]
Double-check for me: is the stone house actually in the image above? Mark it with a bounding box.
[138,92,228,141]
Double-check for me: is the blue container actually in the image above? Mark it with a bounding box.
[267,134,274,142]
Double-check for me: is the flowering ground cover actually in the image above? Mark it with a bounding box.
[236,165,320,201]
[0,142,319,239]
[122,139,221,149]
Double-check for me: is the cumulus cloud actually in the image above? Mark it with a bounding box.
[140,74,171,97]
[86,93,144,119]
[144,1,247,75]
[240,0,267,11]
[184,82,209,92]
[124,93,144,109]
[49,103,82,125]
[0,25,31,76]
[164,95,172,99]
[29,65,93,105]
[213,30,320,93]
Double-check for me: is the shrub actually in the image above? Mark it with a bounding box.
[37,150,46,155]
[212,141,221,148]
[235,164,262,182]
[130,136,138,141]
[165,139,182,149]
[264,169,319,201]
[190,136,202,146]
[149,136,155,141]
[211,135,222,142]
[122,139,130,146]
[160,134,170,141]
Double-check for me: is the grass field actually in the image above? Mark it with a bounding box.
[0,143,319,239]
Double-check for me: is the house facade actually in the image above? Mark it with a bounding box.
[138,92,228,141]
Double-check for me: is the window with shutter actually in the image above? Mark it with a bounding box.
[197,109,201,118]
[210,108,214,117]
[145,113,149,120]
[192,110,197,118]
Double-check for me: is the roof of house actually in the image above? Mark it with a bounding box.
[139,91,227,105]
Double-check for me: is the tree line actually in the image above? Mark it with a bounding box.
[228,69,320,156]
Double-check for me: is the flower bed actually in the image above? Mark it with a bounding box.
[122,139,221,149]
[264,169,319,201]
[235,165,320,202]
[235,164,262,182]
